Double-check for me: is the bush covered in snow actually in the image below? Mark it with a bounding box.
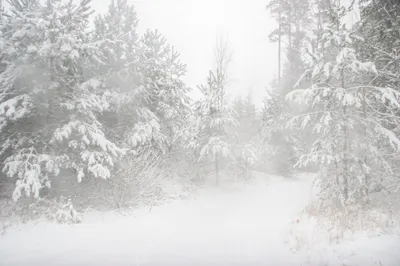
[225,144,258,181]
[0,196,81,233]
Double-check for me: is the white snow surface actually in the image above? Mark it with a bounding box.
[1,172,400,266]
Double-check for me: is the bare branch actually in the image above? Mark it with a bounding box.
[213,33,234,88]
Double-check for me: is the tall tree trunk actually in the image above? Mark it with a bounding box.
[278,0,282,90]
[362,88,369,198]
[287,3,292,95]
[341,67,349,203]
[288,4,292,49]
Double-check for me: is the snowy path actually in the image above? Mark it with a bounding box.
[0,173,399,266]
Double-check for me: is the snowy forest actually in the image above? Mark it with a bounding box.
[1,0,400,265]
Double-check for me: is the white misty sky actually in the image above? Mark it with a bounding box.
[91,0,277,107]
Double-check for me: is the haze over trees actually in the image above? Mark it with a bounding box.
[1,0,400,264]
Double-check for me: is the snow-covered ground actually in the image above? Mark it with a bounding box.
[0,173,399,266]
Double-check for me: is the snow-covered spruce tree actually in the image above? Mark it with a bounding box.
[286,1,400,206]
[0,0,123,201]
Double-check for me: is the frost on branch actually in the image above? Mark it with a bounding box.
[199,136,232,162]
[3,148,59,202]
[52,120,124,182]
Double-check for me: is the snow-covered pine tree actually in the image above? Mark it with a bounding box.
[358,0,400,87]
[177,35,237,185]
[93,0,139,85]
[261,0,311,177]
[0,0,123,201]
[137,29,192,152]
[93,0,163,157]
[94,2,191,157]
[356,0,400,180]
[266,0,311,93]
[239,90,259,143]
[0,0,66,200]
[243,91,256,120]
[260,90,284,155]
[0,0,3,20]
[190,70,238,185]
[42,0,124,184]
[286,1,400,206]
[232,96,244,121]
[260,89,297,176]
[223,92,259,180]
[94,0,138,46]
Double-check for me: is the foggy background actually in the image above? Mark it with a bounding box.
[90,0,359,107]
[91,0,277,107]
[1,0,398,265]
